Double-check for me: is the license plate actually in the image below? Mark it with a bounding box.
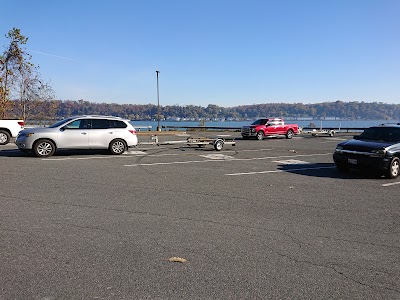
[348,158,357,165]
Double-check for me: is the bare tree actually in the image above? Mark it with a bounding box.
[0,28,32,118]
[33,80,57,123]
[1,28,55,121]
[17,68,56,122]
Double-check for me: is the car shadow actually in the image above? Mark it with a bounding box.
[276,162,383,179]
[0,149,27,157]
[0,148,114,158]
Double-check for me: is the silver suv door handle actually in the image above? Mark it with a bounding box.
[81,132,87,135]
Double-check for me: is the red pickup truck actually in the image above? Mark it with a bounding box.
[241,118,300,140]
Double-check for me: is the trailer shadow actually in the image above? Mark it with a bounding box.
[277,163,383,179]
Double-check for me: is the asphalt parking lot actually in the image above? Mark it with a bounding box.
[1,132,399,299]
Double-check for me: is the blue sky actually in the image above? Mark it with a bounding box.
[2,0,399,107]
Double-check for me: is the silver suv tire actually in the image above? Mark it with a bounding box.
[109,139,126,155]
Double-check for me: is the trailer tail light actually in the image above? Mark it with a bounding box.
[18,121,25,128]
[129,129,136,135]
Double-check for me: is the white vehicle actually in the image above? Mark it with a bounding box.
[0,119,25,145]
[16,115,138,157]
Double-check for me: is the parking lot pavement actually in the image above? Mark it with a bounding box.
[1,133,400,299]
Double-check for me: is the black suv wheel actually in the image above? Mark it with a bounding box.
[385,157,400,179]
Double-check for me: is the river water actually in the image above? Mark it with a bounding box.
[131,119,398,130]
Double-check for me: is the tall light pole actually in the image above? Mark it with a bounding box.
[156,70,161,131]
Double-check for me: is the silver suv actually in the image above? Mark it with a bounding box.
[16,115,138,157]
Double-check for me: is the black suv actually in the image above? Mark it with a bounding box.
[333,124,400,178]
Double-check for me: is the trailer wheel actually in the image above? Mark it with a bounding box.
[214,139,224,151]
[329,130,335,137]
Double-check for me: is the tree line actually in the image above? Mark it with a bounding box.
[5,99,400,121]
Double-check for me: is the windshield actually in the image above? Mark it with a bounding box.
[251,119,268,125]
[358,127,400,142]
[49,118,74,128]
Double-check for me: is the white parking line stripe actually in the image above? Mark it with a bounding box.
[124,153,332,167]
[42,157,76,161]
[242,149,272,152]
[43,155,140,161]
[148,153,179,157]
[125,151,147,155]
[272,159,310,164]
[382,181,400,187]
[125,160,221,167]
[326,137,348,141]
[225,166,336,176]
[250,153,331,161]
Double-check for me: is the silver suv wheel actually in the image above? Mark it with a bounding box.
[109,139,126,155]
[34,139,56,157]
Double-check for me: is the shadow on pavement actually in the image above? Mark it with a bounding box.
[0,148,114,158]
[0,149,28,157]
[277,162,383,179]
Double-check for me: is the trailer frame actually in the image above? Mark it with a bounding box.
[185,136,236,151]
[139,135,236,151]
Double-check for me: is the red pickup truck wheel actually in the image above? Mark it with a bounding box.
[286,129,294,139]
[256,131,264,140]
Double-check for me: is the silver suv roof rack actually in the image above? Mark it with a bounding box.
[74,115,123,119]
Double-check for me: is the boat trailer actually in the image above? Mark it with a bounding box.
[310,129,336,137]
[140,135,236,151]
[185,136,236,151]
